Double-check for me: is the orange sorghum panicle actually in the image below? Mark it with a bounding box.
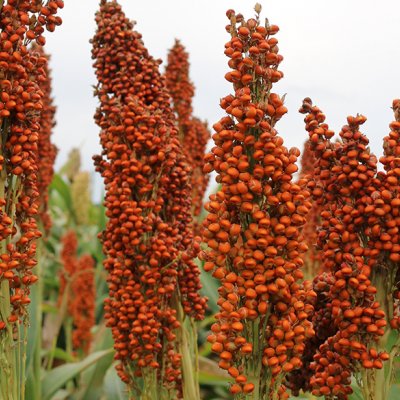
[381,100,400,329]
[58,231,96,354]
[201,5,315,398]
[71,254,95,354]
[34,45,57,233]
[0,0,64,332]
[58,230,79,305]
[91,1,206,396]
[294,99,389,399]
[165,40,210,220]
[298,140,323,280]
[165,40,194,126]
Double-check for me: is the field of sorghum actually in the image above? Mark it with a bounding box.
[0,1,399,399]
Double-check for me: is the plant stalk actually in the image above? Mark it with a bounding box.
[361,265,400,400]
[176,300,201,400]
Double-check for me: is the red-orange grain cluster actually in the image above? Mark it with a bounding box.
[91,1,206,395]
[0,0,63,331]
[377,99,400,330]
[298,140,322,279]
[165,40,210,220]
[201,6,315,398]
[165,40,194,126]
[58,231,95,354]
[35,45,57,233]
[58,230,78,303]
[293,98,395,399]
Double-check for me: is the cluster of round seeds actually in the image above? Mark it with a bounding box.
[201,6,315,398]
[91,1,206,395]
[58,231,96,354]
[298,140,323,280]
[165,40,210,221]
[71,254,96,354]
[375,100,400,330]
[165,40,194,125]
[34,45,57,233]
[296,99,390,398]
[0,0,64,331]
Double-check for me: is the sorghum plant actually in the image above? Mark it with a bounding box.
[0,1,63,398]
[92,1,206,398]
[58,231,95,355]
[27,44,57,400]
[72,254,96,354]
[60,147,81,183]
[35,45,57,233]
[165,40,210,220]
[298,140,322,280]
[71,171,91,226]
[201,5,315,399]
[293,98,400,400]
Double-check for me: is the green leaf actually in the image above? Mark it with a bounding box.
[44,347,75,363]
[199,371,229,387]
[42,303,59,314]
[75,328,115,400]
[386,329,400,352]
[50,389,70,400]
[50,174,75,217]
[389,384,400,399]
[349,383,363,400]
[198,259,220,314]
[199,356,229,386]
[41,349,113,400]
[103,365,128,400]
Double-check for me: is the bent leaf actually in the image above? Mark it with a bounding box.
[42,349,113,400]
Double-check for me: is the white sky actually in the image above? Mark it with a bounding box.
[45,0,399,199]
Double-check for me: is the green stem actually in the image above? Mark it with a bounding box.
[0,280,16,400]
[235,317,267,400]
[0,127,17,400]
[31,239,44,399]
[19,323,28,400]
[141,367,159,400]
[361,265,400,400]
[249,320,262,400]
[65,317,74,392]
[65,317,72,356]
[176,303,200,400]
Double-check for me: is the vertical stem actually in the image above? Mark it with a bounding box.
[0,128,17,400]
[65,317,74,392]
[19,322,28,400]
[0,280,16,400]
[361,265,400,400]
[29,238,43,400]
[248,320,262,400]
[142,367,159,400]
[174,294,201,400]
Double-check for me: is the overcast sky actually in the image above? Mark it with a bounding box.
[45,0,399,199]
